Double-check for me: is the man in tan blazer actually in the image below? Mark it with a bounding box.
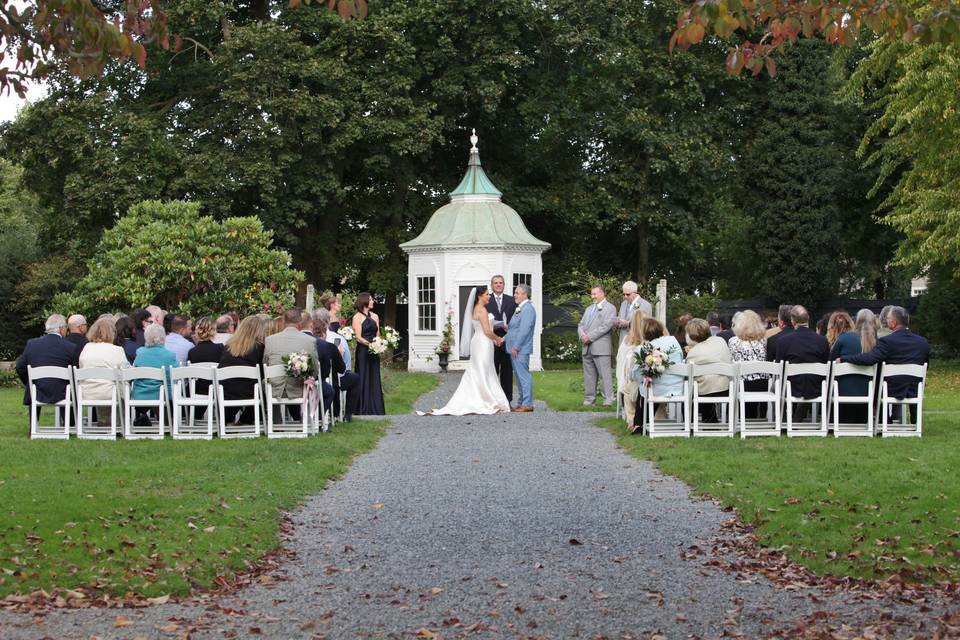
[578,284,617,406]
[263,308,320,408]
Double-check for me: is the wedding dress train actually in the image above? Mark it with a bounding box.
[424,314,510,415]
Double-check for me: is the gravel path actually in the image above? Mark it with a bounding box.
[1,373,954,639]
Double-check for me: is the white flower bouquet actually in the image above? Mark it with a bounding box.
[633,343,677,385]
[368,336,388,356]
[381,325,400,349]
[282,351,318,382]
[337,326,356,342]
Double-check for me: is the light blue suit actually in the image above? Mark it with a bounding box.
[505,300,536,407]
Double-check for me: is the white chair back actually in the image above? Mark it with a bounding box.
[216,365,262,438]
[878,363,927,437]
[691,362,737,437]
[263,364,310,439]
[783,361,830,437]
[643,363,691,438]
[830,363,877,437]
[27,365,73,440]
[74,366,121,440]
[121,366,168,439]
[737,360,784,437]
[170,366,217,439]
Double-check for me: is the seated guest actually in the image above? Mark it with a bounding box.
[213,314,235,345]
[615,311,646,428]
[132,324,179,426]
[777,305,829,420]
[764,311,780,337]
[855,308,879,349]
[312,309,360,419]
[146,305,166,328]
[78,318,128,425]
[114,316,139,364]
[765,304,794,361]
[672,314,692,353]
[877,305,894,338]
[827,310,870,423]
[187,316,223,397]
[15,314,80,421]
[319,291,345,334]
[130,308,152,346]
[815,312,831,337]
[218,316,267,423]
[323,310,354,417]
[65,314,89,351]
[728,310,767,419]
[631,317,684,428]
[684,318,732,423]
[717,313,736,343]
[839,306,929,421]
[706,311,722,337]
[164,315,194,365]
[263,309,318,421]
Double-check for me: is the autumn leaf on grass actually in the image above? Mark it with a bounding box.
[114,615,135,627]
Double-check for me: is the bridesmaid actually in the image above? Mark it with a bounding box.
[352,292,385,415]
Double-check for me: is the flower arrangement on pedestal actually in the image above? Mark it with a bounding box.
[435,308,455,371]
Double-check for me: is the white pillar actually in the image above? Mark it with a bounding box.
[305,284,315,313]
[656,279,667,325]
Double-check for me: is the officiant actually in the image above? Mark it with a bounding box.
[486,274,516,402]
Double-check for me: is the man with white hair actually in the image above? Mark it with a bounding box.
[15,314,80,417]
[213,314,235,345]
[615,281,652,343]
[65,314,89,351]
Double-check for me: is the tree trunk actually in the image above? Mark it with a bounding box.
[636,217,649,286]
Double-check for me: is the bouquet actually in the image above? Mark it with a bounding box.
[381,325,400,349]
[337,326,356,342]
[633,342,677,385]
[368,336,388,355]
[435,342,451,356]
[282,351,317,382]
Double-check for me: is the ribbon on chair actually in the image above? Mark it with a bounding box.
[303,377,321,427]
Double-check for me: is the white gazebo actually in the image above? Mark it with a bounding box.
[400,131,551,372]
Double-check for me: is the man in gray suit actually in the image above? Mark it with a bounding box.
[614,280,652,343]
[263,308,320,419]
[578,284,618,406]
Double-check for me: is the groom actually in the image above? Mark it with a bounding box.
[506,283,536,412]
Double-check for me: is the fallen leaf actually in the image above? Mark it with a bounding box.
[372,502,385,509]
[568,538,583,546]
[147,595,170,605]
[430,587,443,595]
[415,629,437,638]
[203,526,216,534]
[114,615,135,627]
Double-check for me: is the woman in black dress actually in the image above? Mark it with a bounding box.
[352,292,385,415]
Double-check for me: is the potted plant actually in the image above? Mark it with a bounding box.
[435,310,455,371]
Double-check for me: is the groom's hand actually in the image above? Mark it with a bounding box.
[511,347,518,358]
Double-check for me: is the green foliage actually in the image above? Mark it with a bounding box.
[52,201,304,319]
[668,292,720,325]
[0,160,41,358]
[916,266,960,356]
[541,332,581,363]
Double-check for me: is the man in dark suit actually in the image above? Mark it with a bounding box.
[716,313,735,343]
[765,304,795,362]
[840,306,929,421]
[15,315,80,420]
[777,305,829,418]
[486,274,516,402]
[308,310,359,421]
[65,314,89,351]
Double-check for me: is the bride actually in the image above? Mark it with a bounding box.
[422,286,511,415]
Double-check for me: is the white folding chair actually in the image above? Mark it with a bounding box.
[171,366,217,439]
[877,363,926,437]
[737,361,784,438]
[784,362,830,437]
[216,365,262,438]
[264,364,310,438]
[642,363,691,438]
[338,375,347,422]
[27,365,73,439]
[830,363,877,437]
[692,362,738,437]
[74,367,122,440]
[121,367,168,439]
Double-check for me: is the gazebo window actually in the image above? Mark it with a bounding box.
[416,276,437,331]
[513,273,532,289]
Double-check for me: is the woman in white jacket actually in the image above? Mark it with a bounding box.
[684,318,732,423]
[78,318,128,425]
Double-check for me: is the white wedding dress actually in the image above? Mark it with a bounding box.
[425,313,511,415]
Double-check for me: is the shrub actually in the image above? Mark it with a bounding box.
[51,201,304,318]
[917,265,960,356]
[542,332,581,363]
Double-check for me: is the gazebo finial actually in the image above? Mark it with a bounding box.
[470,128,478,153]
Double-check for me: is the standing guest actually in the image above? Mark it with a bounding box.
[717,312,737,343]
[684,318,732,423]
[164,315,194,365]
[878,305,894,338]
[765,304,795,362]
[352,292,385,415]
[839,306,929,422]
[312,309,359,419]
[578,284,617,406]
[187,316,223,397]
[616,280,652,344]
[15,314,79,421]
[486,274,516,403]
[263,308,319,421]
[65,314,89,351]
[132,324,178,426]
[213,314,235,345]
[777,305,830,419]
[728,310,768,419]
[673,314,693,352]
[615,311,646,427]
[827,311,869,423]
[218,316,267,423]
[130,308,152,346]
[706,312,722,337]
[78,318,128,426]
[319,291,345,334]
[114,316,139,364]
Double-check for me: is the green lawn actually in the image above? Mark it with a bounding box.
[534,368,616,412]
[382,368,438,415]
[595,360,960,584]
[0,370,437,599]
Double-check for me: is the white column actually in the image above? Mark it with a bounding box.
[656,279,667,325]
[305,284,315,313]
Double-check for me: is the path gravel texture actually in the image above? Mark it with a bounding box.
[1,373,955,639]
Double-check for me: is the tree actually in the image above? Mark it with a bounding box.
[0,160,40,357]
[672,0,960,77]
[52,200,304,318]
